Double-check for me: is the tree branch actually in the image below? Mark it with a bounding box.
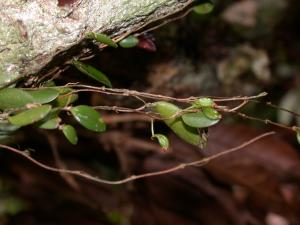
[0,0,196,86]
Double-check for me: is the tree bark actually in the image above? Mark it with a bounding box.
[0,0,195,86]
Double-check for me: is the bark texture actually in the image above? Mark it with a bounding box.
[0,0,195,86]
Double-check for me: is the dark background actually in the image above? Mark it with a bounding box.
[1,0,300,224]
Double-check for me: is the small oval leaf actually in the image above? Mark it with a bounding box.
[0,88,34,110]
[27,88,59,104]
[193,1,214,14]
[38,117,61,129]
[55,93,78,107]
[203,107,221,120]
[8,105,52,126]
[55,87,73,95]
[62,124,78,145]
[182,111,220,128]
[70,105,106,132]
[153,134,169,150]
[118,35,139,48]
[86,32,118,48]
[193,98,214,108]
[154,101,205,147]
[297,131,300,145]
[72,60,112,87]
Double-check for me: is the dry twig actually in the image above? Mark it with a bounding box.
[0,131,275,185]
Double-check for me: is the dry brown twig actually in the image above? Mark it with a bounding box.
[63,84,268,103]
[41,84,297,132]
[20,85,300,131]
[0,131,274,185]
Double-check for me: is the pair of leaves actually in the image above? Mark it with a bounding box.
[153,101,221,148]
[75,33,140,87]
[86,32,139,49]
[60,105,106,145]
[154,101,206,147]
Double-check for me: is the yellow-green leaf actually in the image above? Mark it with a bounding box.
[0,88,34,110]
[55,93,78,107]
[27,88,59,104]
[62,124,78,145]
[193,98,214,108]
[153,134,169,150]
[70,105,106,132]
[193,1,214,14]
[86,32,118,48]
[153,101,205,147]
[8,105,52,126]
[203,107,221,120]
[297,131,300,145]
[182,111,220,128]
[118,35,139,48]
[38,117,61,129]
[72,60,112,87]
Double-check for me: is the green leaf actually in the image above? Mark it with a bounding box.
[53,87,78,107]
[153,134,169,150]
[86,32,118,48]
[62,124,78,145]
[154,101,205,147]
[297,131,300,145]
[203,107,221,120]
[55,93,78,107]
[8,105,52,126]
[182,111,220,128]
[193,98,214,108]
[193,1,214,14]
[27,88,59,104]
[0,88,34,110]
[38,117,61,129]
[72,60,112,87]
[70,105,106,132]
[118,35,139,48]
[55,87,73,95]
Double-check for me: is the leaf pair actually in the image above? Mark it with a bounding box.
[153,101,221,148]
[61,105,106,145]
[86,32,139,49]
[75,33,141,87]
